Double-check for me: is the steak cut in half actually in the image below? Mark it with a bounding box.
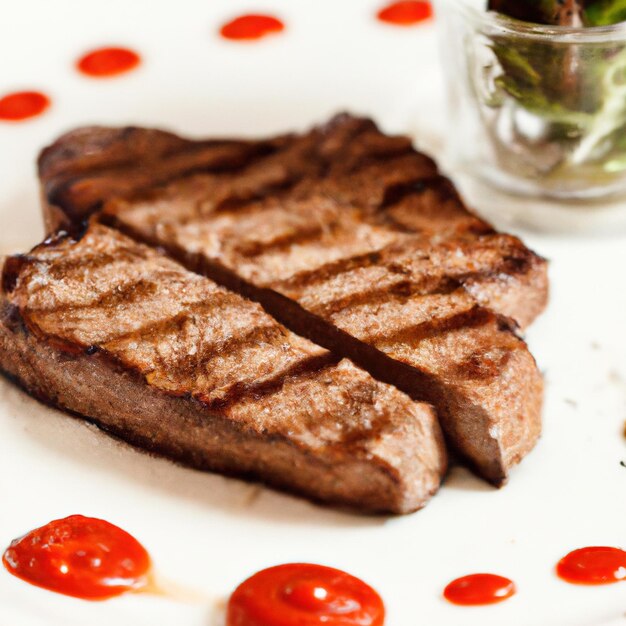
[0,224,447,514]
[38,114,547,485]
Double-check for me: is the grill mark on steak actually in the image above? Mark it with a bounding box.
[310,277,462,317]
[326,137,418,177]
[23,247,152,281]
[272,248,389,292]
[48,251,134,276]
[31,277,161,317]
[100,298,237,346]
[129,174,303,230]
[379,176,445,209]
[208,152,327,216]
[233,221,330,258]
[368,306,494,348]
[149,323,292,380]
[45,140,286,223]
[278,247,534,319]
[210,177,302,214]
[198,352,338,411]
[115,152,324,231]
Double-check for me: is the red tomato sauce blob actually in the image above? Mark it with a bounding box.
[377,1,433,25]
[227,563,385,626]
[2,515,151,600]
[0,91,50,122]
[443,573,516,606]
[557,547,626,585]
[77,47,141,77]
[220,14,284,40]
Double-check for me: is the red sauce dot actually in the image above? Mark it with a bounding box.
[77,47,141,78]
[0,91,50,122]
[227,563,385,626]
[220,14,284,41]
[377,0,433,25]
[557,547,626,585]
[2,515,151,600]
[443,573,516,606]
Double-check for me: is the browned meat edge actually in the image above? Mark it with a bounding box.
[0,279,445,516]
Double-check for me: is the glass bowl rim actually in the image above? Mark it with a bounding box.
[444,0,626,42]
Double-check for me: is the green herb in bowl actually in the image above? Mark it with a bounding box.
[474,0,626,194]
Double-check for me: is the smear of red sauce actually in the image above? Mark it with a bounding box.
[557,547,626,585]
[77,47,141,78]
[220,14,284,41]
[2,515,151,600]
[227,563,385,626]
[443,573,516,606]
[377,1,433,25]
[0,91,50,122]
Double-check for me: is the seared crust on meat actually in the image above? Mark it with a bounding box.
[36,114,546,484]
[0,225,447,514]
[39,115,548,329]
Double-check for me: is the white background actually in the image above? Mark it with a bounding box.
[0,1,625,625]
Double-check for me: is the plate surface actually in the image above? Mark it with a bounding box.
[1,2,625,625]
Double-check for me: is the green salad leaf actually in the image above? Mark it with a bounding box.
[584,0,626,25]
[484,0,626,178]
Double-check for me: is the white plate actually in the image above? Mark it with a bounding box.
[1,2,625,625]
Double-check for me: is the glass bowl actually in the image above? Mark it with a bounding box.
[436,0,626,200]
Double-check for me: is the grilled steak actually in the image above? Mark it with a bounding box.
[39,115,548,329]
[37,114,546,485]
[0,224,447,514]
